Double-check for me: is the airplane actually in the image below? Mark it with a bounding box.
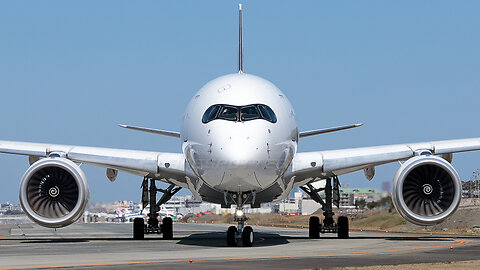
[1,4,479,247]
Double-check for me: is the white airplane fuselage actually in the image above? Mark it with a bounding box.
[181,73,298,194]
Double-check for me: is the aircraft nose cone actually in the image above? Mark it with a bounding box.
[220,136,264,164]
[211,135,270,191]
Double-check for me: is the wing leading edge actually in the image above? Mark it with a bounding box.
[0,140,191,187]
[288,137,480,186]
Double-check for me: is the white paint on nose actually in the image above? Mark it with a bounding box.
[218,135,266,165]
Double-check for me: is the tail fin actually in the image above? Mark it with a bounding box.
[238,4,244,73]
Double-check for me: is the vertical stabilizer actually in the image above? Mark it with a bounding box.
[238,4,244,73]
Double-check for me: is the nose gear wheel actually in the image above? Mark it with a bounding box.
[226,191,255,247]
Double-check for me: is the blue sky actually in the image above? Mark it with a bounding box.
[1,1,479,203]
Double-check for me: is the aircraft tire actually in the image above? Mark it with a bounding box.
[242,226,254,247]
[133,218,144,240]
[227,226,238,247]
[309,216,320,239]
[162,217,173,240]
[337,216,349,239]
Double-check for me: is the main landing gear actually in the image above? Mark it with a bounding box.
[133,177,181,240]
[226,192,254,247]
[301,176,349,239]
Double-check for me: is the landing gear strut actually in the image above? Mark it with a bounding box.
[133,177,181,240]
[226,192,254,247]
[301,176,349,239]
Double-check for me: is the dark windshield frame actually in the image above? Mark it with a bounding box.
[202,104,277,124]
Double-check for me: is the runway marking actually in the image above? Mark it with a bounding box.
[0,225,11,238]
[0,237,469,269]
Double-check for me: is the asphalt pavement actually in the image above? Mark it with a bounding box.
[0,222,479,269]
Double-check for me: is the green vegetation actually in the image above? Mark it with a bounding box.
[350,210,407,230]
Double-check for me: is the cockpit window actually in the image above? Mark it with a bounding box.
[202,104,277,124]
[201,104,221,123]
[217,106,238,121]
[258,104,277,123]
[240,105,261,121]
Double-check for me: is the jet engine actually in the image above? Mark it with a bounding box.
[19,158,90,228]
[392,155,461,226]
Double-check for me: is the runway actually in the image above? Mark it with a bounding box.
[0,222,479,269]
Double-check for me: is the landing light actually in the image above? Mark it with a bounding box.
[236,209,244,217]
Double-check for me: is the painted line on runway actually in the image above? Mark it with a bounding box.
[0,225,11,238]
[0,237,469,269]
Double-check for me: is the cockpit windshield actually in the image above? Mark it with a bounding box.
[240,105,261,121]
[218,106,238,121]
[202,104,277,124]
[258,104,277,123]
[201,105,221,123]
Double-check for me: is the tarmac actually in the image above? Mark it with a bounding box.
[0,222,479,269]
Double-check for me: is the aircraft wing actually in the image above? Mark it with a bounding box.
[0,140,192,187]
[288,137,480,186]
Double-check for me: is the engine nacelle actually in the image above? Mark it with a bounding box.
[19,158,90,228]
[392,155,461,226]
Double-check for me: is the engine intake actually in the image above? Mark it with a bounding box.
[392,155,461,226]
[19,158,90,228]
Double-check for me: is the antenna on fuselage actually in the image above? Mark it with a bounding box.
[238,4,244,74]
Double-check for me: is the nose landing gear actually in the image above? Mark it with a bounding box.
[301,176,349,239]
[226,192,255,247]
[133,177,181,240]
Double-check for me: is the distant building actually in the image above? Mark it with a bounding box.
[300,199,321,215]
[0,202,23,215]
[164,195,220,215]
[273,191,303,214]
[339,191,354,207]
[462,180,480,198]
[269,187,387,216]
[339,188,383,204]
